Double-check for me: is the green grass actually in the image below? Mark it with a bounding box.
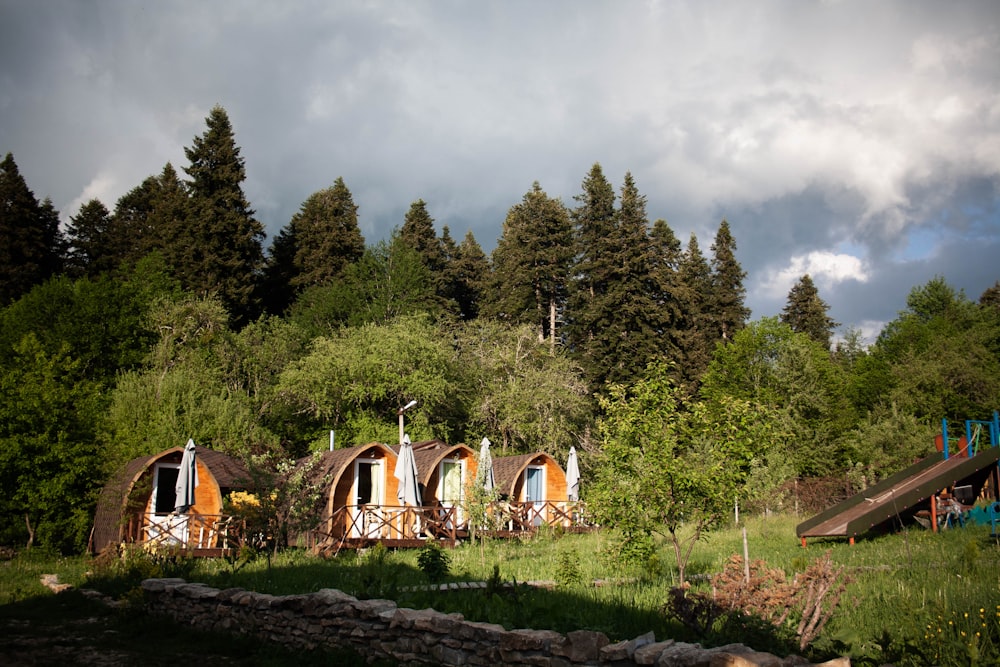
[4,514,999,666]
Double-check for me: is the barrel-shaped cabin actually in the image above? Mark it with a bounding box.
[90,445,248,556]
[492,452,578,530]
[408,439,479,528]
[297,442,420,550]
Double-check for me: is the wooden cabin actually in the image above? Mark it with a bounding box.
[91,446,249,556]
[408,440,479,528]
[297,442,416,551]
[492,452,578,530]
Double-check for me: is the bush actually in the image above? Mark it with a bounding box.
[417,539,450,582]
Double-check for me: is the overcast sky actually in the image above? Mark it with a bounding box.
[2,1,998,341]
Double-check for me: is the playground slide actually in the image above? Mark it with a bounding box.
[796,445,1000,544]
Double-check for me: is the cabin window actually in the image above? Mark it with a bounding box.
[525,465,544,504]
[152,463,180,514]
[354,459,383,505]
[439,459,464,506]
[352,459,383,538]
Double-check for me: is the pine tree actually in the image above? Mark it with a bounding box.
[567,166,659,387]
[606,172,661,383]
[438,225,462,317]
[260,224,298,317]
[709,219,749,342]
[782,274,839,349]
[566,163,618,385]
[649,218,684,366]
[400,199,444,277]
[981,281,1000,311]
[451,230,489,321]
[0,153,62,304]
[288,178,365,289]
[66,199,113,277]
[676,233,714,390]
[110,163,189,270]
[486,182,573,349]
[180,105,265,324]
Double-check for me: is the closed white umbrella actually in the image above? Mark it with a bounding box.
[478,437,495,492]
[394,435,421,507]
[566,446,580,501]
[174,438,199,513]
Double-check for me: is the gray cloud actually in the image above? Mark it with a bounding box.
[2,0,997,340]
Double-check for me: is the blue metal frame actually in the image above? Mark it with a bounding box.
[941,410,1000,459]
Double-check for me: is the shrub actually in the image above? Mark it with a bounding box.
[417,539,451,582]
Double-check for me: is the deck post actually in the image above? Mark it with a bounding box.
[930,491,938,533]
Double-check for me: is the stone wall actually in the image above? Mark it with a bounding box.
[141,578,848,666]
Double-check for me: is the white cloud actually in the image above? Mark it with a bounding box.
[761,251,870,300]
[65,171,117,224]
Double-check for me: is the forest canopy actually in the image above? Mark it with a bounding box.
[2,107,998,553]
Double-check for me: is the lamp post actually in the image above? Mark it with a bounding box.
[397,400,417,445]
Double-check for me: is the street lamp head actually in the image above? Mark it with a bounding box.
[398,400,418,414]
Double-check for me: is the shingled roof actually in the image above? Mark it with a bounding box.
[493,453,551,497]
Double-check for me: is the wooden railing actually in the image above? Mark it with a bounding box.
[121,512,244,552]
[304,504,462,553]
[304,500,591,553]
[482,500,589,533]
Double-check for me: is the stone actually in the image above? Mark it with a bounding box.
[708,651,784,667]
[314,588,357,605]
[176,583,219,600]
[351,598,398,617]
[635,640,679,665]
[654,641,708,666]
[501,628,565,652]
[552,629,610,662]
[141,577,187,592]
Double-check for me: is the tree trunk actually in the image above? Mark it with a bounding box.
[549,298,557,356]
[24,514,35,549]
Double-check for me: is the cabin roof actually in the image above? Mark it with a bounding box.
[393,440,475,486]
[297,442,397,488]
[492,452,562,496]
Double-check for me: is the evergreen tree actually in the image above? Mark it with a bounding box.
[438,225,462,317]
[649,218,684,367]
[606,172,662,382]
[486,182,573,349]
[288,178,365,289]
[709,219,749,342]
[567,166,661,387]
[38,198,66,275]
[451,230,489,321]
[180,105,265,324]
[260,224,298,316]
[65,198,113,277]
[0,153,62,304]
[109,163,189,269]
[400,199,444,277]
[781,274,838,349]
[980,281,1000,310]
[675,233,715,390]
[566,163,618,385]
